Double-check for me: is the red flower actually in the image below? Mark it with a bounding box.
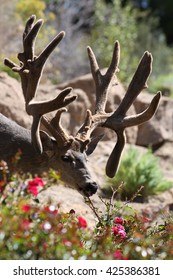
[21,204,31,213]
[28,177,44,196]
[78,216,87,228]
[114,217,124,225]
[112,226,119,235]
[28,185,38,196]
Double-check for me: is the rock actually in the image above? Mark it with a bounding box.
[134,92,173,147]
[154,141,173,180]
[0,72,31,128]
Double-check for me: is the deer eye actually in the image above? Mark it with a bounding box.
[61,155,73,163]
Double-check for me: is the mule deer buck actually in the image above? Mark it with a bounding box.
[0,15,161,196]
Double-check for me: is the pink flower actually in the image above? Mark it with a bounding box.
[118,229,126,239]
[112,224,126,239]
[113,249,128,260]
[113,249,123,259]
[78,216,87,228]
[21,204,31,213]
[28,177,44,196]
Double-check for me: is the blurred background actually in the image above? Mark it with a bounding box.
[1,0,173,96]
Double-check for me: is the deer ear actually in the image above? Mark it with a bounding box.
[40,131,56,155]
[86,134,104,156]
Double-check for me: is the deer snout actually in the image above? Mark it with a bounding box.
[81,181,99,197]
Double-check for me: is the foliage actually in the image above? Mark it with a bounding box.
[15,0,46,21]
[150,71,173,98]
[103,147,172,201]
[90,0,139,81]
[90,0,173,85]
[0,160,173,260]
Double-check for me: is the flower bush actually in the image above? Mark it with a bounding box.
[0,161,172,260]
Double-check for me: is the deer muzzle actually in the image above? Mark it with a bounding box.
[78,181,99,197]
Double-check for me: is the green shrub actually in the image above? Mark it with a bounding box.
[103,147,172,201]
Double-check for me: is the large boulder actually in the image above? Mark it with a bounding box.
[154,141,173,180]
[0,72,31,128]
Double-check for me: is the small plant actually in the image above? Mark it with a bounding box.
[102,147,172,201]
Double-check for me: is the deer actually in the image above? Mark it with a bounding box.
[0,15,161,197]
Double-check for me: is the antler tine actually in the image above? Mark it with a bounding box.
[120,91,161,128]
[76,109,93,142]
[113,51,152,118]
[22,16,43,64]
[106,130,126,178]
[23,14,36,42]
[87,41,120,114]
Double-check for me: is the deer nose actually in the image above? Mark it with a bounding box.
[83,182,99,197]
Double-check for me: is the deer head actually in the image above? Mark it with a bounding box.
[3,15,161,196]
